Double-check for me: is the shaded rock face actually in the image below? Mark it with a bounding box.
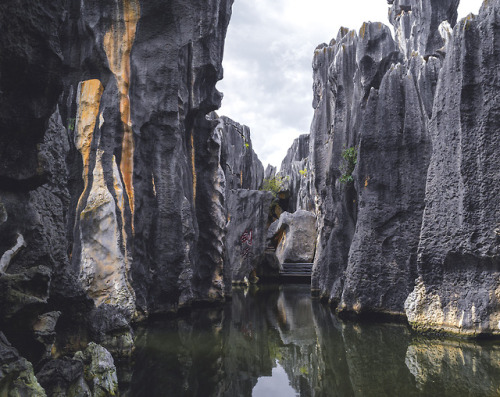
[0,332,46,396]
[219,116,264,191]
[310,0,500,334]
[310,0,457,317]
[279,134,314,213]
[0,0,235,389]
[37,342,118,397]
[272,211,317,265]
[406,1,500,336]
[225,190,272,289]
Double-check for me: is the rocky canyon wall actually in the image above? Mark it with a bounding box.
[0,0,244,392]
[310,0,500,336]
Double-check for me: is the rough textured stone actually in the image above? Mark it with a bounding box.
[279,134,314,213]
[0,0,238,390]
[36,358,88,397]
[406,1,500,336]
[0,0,235,325]
[0,332,47,397]
[310,1,456,318]
[273,211,317,265]
[264,164,277,181]
[389,0,459,58]
[225,190,272,287]
[74,342,118,397]
[220,116,264,191]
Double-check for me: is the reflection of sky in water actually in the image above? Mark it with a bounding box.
[252,362,297,397]
[127,284,500,396]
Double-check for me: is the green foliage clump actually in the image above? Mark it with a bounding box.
[339,146,357,184]
[261,175,289,198]
[299,168,307,177]
[67,118,76,132]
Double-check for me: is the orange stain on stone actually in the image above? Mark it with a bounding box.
[104,0,140,227]
[75,79,104,211]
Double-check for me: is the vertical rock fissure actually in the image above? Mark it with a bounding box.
[103,0,140,231]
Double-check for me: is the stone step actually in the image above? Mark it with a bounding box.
[280,262,313,279]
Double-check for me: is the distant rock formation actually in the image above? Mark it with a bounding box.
[278,134,314,213]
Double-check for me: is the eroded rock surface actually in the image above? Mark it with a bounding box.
[278,134,314,213]
[0,332,46,396]
[310,0,458,319]
[0,0,237,391]
[272,211,317,265]
[225,190,272,287]
[406,1,500,336]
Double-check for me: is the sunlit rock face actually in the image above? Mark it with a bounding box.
[0,0,235,383]
[406,0,500,336]
[310,0,459,318]
[389,0,459,58]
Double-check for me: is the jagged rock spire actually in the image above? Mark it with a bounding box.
[389,0,460,57]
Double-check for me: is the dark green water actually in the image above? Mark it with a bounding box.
[122,284,500,396]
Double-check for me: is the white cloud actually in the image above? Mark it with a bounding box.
[218,0,485,168]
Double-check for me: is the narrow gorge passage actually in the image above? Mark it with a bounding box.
[0,0,498,395]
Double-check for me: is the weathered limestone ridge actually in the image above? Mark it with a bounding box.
[406,0,500,336]
[309,0,500,336]
[0,0,236,393]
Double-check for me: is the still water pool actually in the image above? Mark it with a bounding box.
[122,284,500,396]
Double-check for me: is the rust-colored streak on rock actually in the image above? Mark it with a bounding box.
[104,0,140,227]
[78,148,136,314]
[74,79,104,211]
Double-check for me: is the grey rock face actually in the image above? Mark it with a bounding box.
[0,0,237,390]
[311,1,454,317]
[0,332,46,396]
[279,134,314,212]
[389,0,459,58]
[74,343,119,397]
[406,1,500,336]
[220,116,265,191]
[273,210,317,265]
[310,31,357,305]
[0,0,234,316]
[264,164,277,181]
[309,0,500,333]
[225,190,272,287]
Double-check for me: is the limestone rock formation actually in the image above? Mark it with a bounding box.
[309,0,500,334]
[278,134,314,213]
[0,332,46,396]
[405,1,500,336]
[310,0,458,319]
[272,210,317,265]
[0,0,237,391]
[225,190,272,287]
[220,116,265,191]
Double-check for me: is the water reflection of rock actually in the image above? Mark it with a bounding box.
[405,340,500,396]
[123,285,500,396]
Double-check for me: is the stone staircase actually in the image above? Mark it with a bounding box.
[279,262,313,281]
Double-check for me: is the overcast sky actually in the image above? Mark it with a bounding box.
[217,0,485,168]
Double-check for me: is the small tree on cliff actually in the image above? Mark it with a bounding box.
[260,175,289,198]
[339,146,357,184]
